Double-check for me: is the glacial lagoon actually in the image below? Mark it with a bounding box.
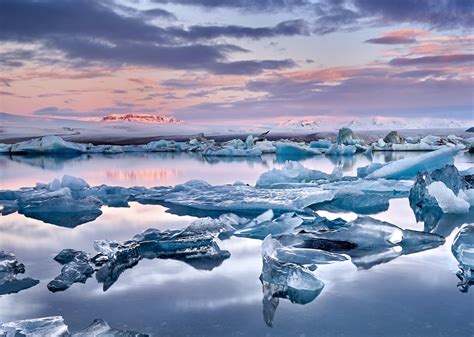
[1,151,473,336]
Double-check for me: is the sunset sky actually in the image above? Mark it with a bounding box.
[0,0,473,123]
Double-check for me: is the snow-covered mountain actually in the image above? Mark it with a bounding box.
[101,113,180,124]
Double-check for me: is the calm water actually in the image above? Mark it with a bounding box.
[0,152,473,336]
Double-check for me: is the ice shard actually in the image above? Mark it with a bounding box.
[409,165,473,231]
[451,224,474,292]
[0,316,149,336]
[256,161,341,188]
[0,251,39,295]
[0,316,69,336]
[234,212,304,240]
[47,249,95,292]
[274,142,323,158]
[365,146,462,179]
[260,235,325,327]
[91,222,231,291]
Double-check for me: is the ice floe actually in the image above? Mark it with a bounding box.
[0,316,148,336]
[0,251,39,295]
[451,224,474,292]
[47,249,95,292]
[409,165,473,230]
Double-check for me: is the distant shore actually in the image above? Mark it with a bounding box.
[0,128,471,145]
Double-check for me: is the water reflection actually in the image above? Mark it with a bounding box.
[0,152,473,336]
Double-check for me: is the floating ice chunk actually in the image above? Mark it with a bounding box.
[275,142,323,157]
[0,251,39,295]
[325,144,357,156]
[309,139,332,149]
[452,224,474,270]
[357,163,385,178]
[337,127,360,145]
[305,216,444,250]
[409,165,472,230]
[9,135,86,154]
[158,180,335,213]
[452,224,474,292]
[47,249,94,292]
[256,161,338,188]
[142,139,183,152]
[0,143,11,153]
[366,147,462,179]
[263,235,347,268]
[427,182,470,214]
[255,140,276,153]
[72,318,148,336]
[90,223,231,290]
[61,175,90,191]
[0,316,149,337]
[383,131,405,144]
[0,316,69,337]
[260,236,324,327]
[203,146,262,157]
[235,212,304,240]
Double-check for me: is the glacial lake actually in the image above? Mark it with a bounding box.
[1,151,473,336]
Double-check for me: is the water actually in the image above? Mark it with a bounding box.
[0,152,473,336]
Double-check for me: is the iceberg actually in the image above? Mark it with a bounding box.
[336,127,363,145]
[0,316,149,336]
[47,249,95,292]
[256,161,340,188]
[365,146,462,179]
[8,135,86,154]
[260,235,325,327]
[0,316,69,337]
[451,224,474,292]
[325,144,357,156]
[234,212,304,240]
[309,139,332,149]
[90,221,231,291]
[153,180,335,214]
[263,235,347,268]
[409,165,473,231]
[274,142,323,158]
[279,216,444,269]
[0,251,39,295]
[383,131,405,144]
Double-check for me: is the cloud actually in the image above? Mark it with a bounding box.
[312,0,473,35]
[0,0,299,75]
[389,54,474,66]
[365,29,429,44]
[176,74,473,121]
[168,20,309,41]
[366,36,416,44]
[150,0,309,11]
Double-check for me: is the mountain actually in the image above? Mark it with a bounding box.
[101,113,180,124]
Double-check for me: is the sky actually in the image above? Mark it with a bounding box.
[0,0,473,123]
